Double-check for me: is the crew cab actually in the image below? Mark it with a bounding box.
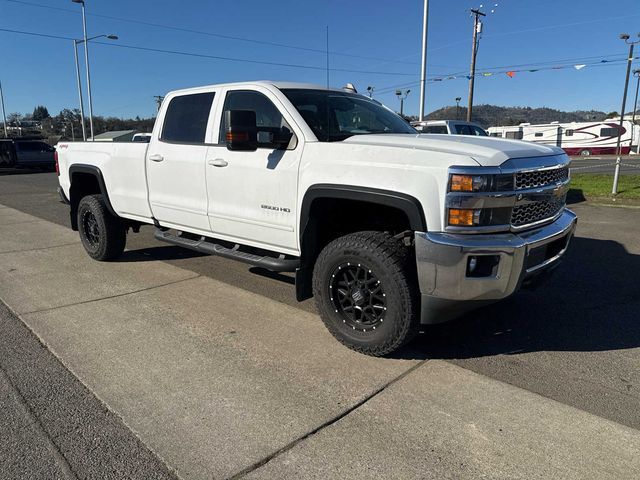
[56,81,577,356]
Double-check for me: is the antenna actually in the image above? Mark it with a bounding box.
[326,26,329,88]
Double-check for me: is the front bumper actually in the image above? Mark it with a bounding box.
[415,209,577,324]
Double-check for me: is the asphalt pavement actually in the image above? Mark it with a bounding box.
[1,169,640,479]
[569,154,640,174]
[0,299,178,480]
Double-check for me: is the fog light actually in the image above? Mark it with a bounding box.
[468,256,478,273]
[466,255,500,278]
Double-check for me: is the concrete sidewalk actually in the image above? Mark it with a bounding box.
[1,203,639,479]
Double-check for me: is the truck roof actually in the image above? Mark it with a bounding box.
[167,80,351,96]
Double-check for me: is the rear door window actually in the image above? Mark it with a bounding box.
[161,92,215,144]
[424,125,448,134]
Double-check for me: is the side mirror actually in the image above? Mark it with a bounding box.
[226,110,257,151]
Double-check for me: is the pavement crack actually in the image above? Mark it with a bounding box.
[227,359,429,480]
[0,364,78,480]
[20,274,202,316]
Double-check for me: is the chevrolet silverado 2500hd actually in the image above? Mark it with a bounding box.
[56,81,577,356]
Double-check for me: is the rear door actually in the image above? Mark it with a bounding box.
[146,90,218,233]
[15,141,55,166]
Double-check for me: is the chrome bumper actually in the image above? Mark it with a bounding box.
[415,209,577,324]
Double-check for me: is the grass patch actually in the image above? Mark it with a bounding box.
[569,174,640,199]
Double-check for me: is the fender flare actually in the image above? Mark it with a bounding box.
[68,164,117,217]
[299,184,427,238]
[294,184,427,301]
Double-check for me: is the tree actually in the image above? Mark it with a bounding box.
[7,112,22,125]
[605,111,619,119]
[32,105,50,121]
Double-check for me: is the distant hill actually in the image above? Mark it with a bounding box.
[423,105,608,129]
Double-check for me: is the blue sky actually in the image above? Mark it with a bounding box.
[1,0,639,119]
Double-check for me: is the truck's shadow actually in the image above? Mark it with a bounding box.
[398,236,640,360]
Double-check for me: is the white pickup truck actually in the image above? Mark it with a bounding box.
[56,81,577,356]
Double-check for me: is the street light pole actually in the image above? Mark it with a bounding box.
[632,69,640,126]
[0,80,7,138]
[73,0,95,140]
[467,8,485,122]
[72,33,117,142]
[418,0,429,121]
[633,69,640,154]
[455,96,462,120]
[396,89,410,117]
[612,33,639,195]
[73,40,87,141]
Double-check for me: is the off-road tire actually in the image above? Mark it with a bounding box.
[313,231,420,356]
[77,194,126,261]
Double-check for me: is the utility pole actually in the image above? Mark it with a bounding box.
[613,33,639,195]
[154,95,164,112]
[0,80,7,138]
[467,8,485,122]
[418,0,429,121]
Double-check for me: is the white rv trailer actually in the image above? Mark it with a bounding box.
[487,121,635,156]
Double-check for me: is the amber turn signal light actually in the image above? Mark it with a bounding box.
[448,208,480,226]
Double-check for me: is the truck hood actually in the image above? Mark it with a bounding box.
[341,134,565,167]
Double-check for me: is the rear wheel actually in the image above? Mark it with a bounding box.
[77,194,126,261]
[579,149,591,156]
[313,231,420,356]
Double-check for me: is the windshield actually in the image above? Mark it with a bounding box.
[281,89,416,142]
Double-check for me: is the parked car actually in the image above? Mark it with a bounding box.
[132,133,152,143]
[0,138,56,169]
[411,120,488,136]
[56,81,576,356]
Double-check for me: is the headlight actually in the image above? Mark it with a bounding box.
[448,172,514,193]
[449,174,489,192]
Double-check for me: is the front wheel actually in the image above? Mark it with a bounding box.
[313,231,420,356]
[77,194,126,261]
[579,149,591,156]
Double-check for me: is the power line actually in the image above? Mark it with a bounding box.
[374,57,638,95]
[0,0,422,66]
[0,27,416,76]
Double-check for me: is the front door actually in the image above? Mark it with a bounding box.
[205,88,301,255]
[147,90,216,233]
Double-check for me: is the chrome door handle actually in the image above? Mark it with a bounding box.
[208,158,228,167]
[149,154,164,162]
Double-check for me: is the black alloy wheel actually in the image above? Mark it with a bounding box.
[329,262,386,333]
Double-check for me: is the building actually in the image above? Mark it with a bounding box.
[93,130,137,142]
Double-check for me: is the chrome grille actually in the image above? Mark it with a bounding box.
[515,167,569,190]
[511,196,566,228]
